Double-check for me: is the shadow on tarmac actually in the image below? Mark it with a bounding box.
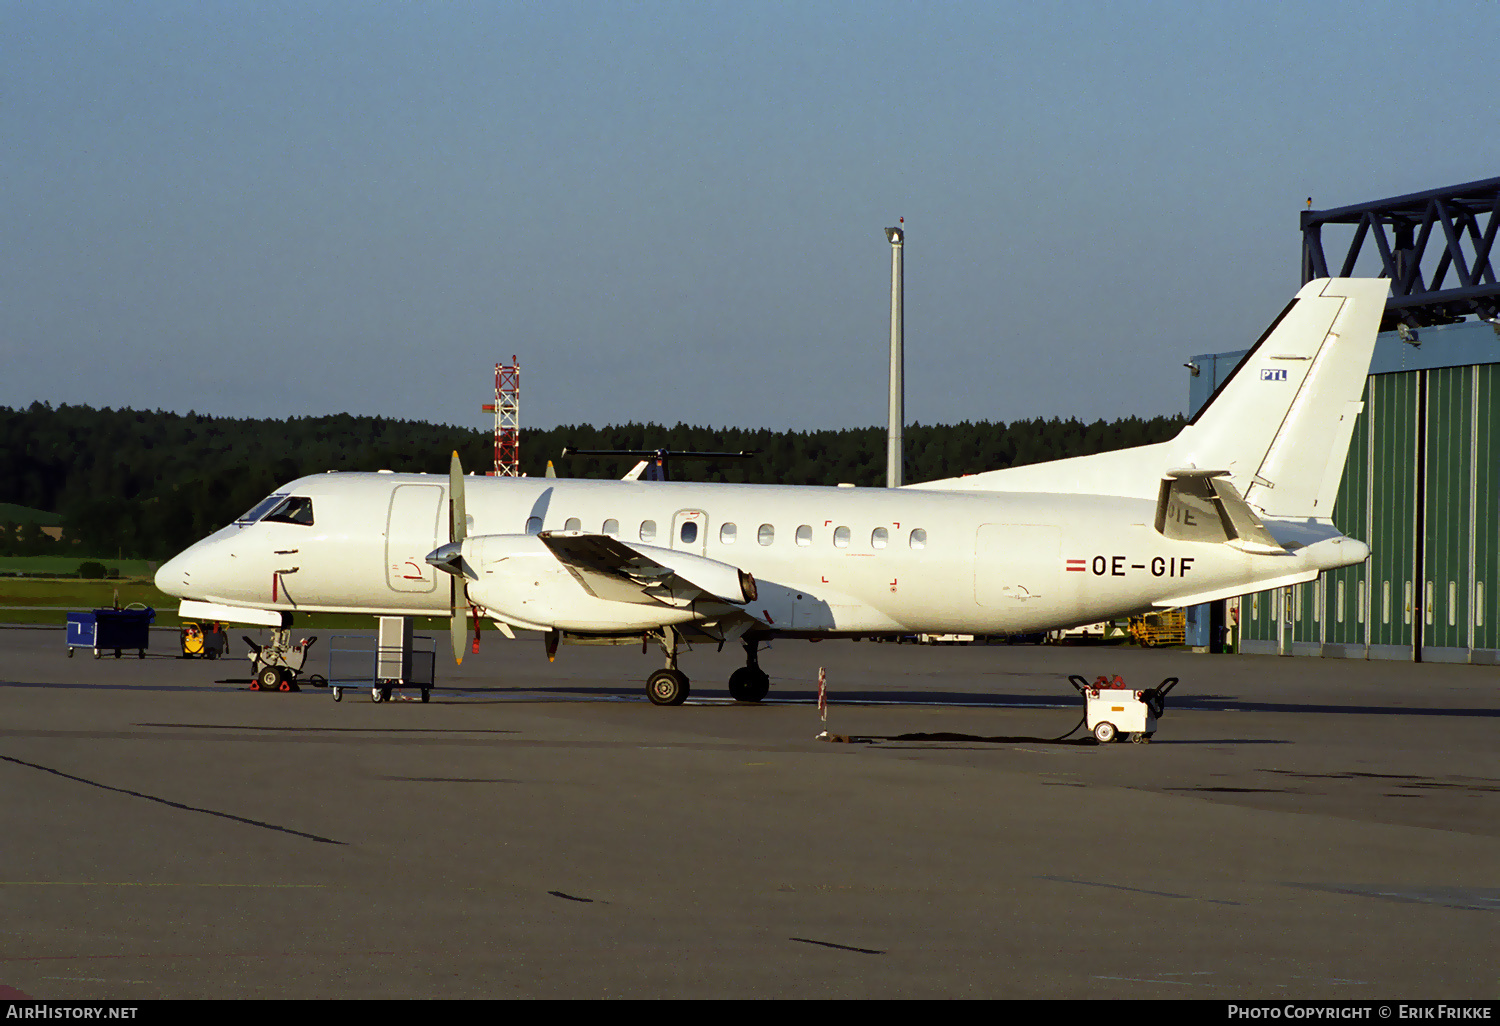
[6,678,1499,720]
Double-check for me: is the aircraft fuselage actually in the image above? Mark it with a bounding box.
[156,471,1359,637]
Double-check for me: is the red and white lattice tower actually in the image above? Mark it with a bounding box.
[481,357,520,476]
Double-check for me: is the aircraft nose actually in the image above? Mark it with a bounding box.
[155,550,193,598]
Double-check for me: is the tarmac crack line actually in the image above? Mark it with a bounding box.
[790,937,885,955]
[0,754,346,846]
[1037,874,1241,905]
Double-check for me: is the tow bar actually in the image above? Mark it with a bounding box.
[1067,674,1179,744]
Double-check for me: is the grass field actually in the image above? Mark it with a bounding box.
[0,577,168,611]
[0,503,62,526]
[0,576,456,631]
[0,556,158,577]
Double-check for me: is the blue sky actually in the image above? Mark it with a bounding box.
[4,1,1495,432]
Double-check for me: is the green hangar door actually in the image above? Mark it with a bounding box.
[1322,376,1371,657]
[1367,372,1419,659]
[1423,367,1472,660]
[1472,366,1500,661]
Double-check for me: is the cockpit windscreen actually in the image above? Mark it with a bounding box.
[262,496,314,526]
[236,494,288,525]
[234,494,314,527]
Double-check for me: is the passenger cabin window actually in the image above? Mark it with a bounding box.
[680,521,698,544]
[564,517,581,532]
[720,523,737,544]
[796,525,812,547]
[833,526,850,548]
[526,516,542,535]
[603,519,619,537]
[262,496,314,526]
[757,524,775,546]
[872,527,889,549]
[640,520,657,542]
[236,494,288,525]
[910,528,927,550]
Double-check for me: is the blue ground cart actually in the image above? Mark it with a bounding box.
[66,606,155,659]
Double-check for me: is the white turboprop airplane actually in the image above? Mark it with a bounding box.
[156,277,1387,705]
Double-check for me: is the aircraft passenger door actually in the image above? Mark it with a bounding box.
[671,509,708,556]
[385,484,443,593]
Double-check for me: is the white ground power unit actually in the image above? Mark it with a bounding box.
[1068,675,1179,744]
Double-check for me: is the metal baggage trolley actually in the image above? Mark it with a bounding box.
[67,606,155,659]
[325,633,437,703]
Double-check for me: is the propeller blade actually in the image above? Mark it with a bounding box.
[448,451,469,664]
[451,578,468,665]
[449,451,467,545]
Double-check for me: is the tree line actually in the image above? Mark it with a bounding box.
[0,402,1184,559]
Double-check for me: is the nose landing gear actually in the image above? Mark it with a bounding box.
[243,629,322,693]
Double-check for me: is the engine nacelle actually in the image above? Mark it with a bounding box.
[461,534,755,633]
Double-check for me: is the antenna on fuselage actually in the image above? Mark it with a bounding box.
[558,446,759,482]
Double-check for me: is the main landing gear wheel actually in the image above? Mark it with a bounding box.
[727,666,770,703]
[647,668,690,706]
[1093,721,1117,744]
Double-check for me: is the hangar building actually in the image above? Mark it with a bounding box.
[1185,176,1500,662]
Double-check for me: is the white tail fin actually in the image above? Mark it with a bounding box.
[910,277,1388,520]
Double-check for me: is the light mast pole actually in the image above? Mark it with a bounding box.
[884,223,904,488]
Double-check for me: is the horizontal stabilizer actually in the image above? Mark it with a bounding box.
[1153,567,1319,608]
[1155,471,1285,554]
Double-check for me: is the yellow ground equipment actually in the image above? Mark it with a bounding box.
[1129,608,1186,647]
[180,621,229,660]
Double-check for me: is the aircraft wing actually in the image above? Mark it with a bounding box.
[536,532,757,609]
